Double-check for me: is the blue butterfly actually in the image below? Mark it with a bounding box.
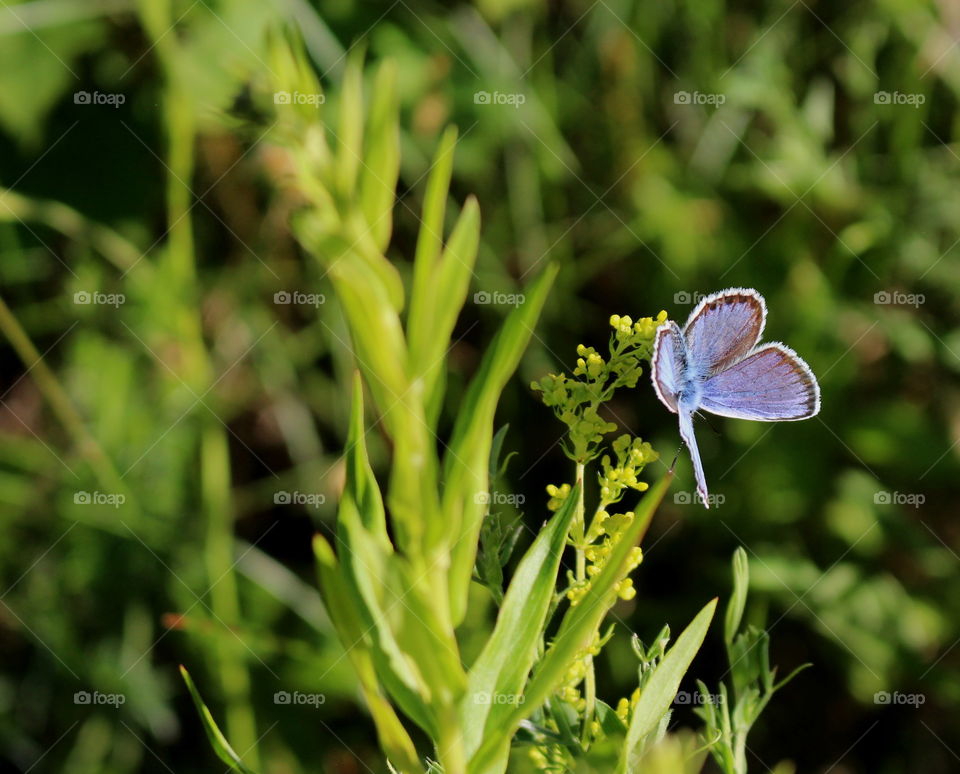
[650,288,820,508]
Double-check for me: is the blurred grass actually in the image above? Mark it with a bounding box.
[0,0,959,771]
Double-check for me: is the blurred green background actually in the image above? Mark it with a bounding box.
[0,0,958,771]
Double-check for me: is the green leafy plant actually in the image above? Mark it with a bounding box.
[179,34,808,774]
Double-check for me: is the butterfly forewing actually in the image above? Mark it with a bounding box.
[683,289,766,377]
[699,343,820,421]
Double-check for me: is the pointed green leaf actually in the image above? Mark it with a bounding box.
[618,598,717,773]
[407,126,458,360]
[359,60,400,253]
[311,537,429,770]
[724,547,748,647]
[462,483,580,758]
[179,666,258,774]
[344,371,389,544]
[420,196,481,425]
[313,534,436,738]
[467,471,672,774]
[445,263,559,623]
[336,49,364,200]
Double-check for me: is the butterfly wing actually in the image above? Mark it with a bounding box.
[678,405,710,508]
[650,320,685,414]
[683,288,767,376]
[699,343,820,421]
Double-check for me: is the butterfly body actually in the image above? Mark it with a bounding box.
[650,288,820,508]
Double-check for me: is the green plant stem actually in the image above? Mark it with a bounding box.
[140,0,260,763]
[436,704,467,774]
[572,462,597,747]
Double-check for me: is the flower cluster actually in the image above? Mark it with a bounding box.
[615,686,642,725]
[567,510,644,605]
[557,630,608,711]
[531,311,667,462]
[598,434,659,506]
[545,483,572,512]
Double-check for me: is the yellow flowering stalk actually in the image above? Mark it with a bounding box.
[529,312,667,757]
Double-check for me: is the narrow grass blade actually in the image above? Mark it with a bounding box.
[179,666,258,774]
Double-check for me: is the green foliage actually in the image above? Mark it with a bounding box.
[618,599,717,773]
[696,550,811,774]
[2,0,958,772]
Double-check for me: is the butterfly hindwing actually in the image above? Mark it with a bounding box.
[650,320,685,414]
[683,288,766,377]
[699,343,820,421]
